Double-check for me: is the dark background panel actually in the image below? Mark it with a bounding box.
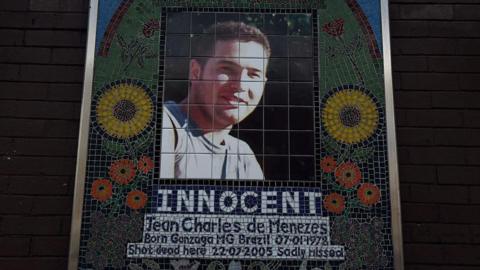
[264,106,289,130]
[290,131,314,155]
[165,57,190,80]
[238,130,263,155]
[237,105,263,130]
[289,82,313,106]
[264,82,289,105]
[167,12,191,33]
[289,107,313,130]
[288,36,313,58]
[267,35,288,57]
[290,156,315,181]
[266,58,288,82]
[165,35,190,57]
[164,80,189,103]
[1,1,480,269]
[264,131,288,155]
[192,12,215,33]
[263,155,289,180]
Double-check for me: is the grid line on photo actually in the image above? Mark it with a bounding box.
[312,10,321,184]
[154,8,168,182]
[159,10,318,181]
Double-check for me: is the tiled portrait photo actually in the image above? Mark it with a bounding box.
[159,11,316,181]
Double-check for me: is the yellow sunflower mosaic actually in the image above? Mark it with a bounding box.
[96,82,153,139]
[322,88,379,144]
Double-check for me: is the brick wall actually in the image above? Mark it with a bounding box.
[0,0,479,269]
[390,0,480,269]
[0,0,87,269]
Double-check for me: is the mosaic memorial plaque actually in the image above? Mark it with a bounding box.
[69,0,402,269]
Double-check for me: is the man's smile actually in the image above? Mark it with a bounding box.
[221,94,248,107]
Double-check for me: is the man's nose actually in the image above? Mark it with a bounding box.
[225,69,248,92]
[236,68,250,92]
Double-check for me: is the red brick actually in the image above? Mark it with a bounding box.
[0,0,29,11]
[402,184,469,204]
[391,0,479,2]
[392,38,456,55]
[396,109,464,128]
[30,236,68,256]
[431,93,472,109]
[406,266,480,270]
[391,21,429,37]
[392,55,428,71]
[397,128,435,146]
[404,147,472,165]
[428,56,480,73]
[1,176,71,195]
[30,0,88,12]
[404,243,480,265]
[437,166,480,185]
[0,118,79,138]
[0,64,21,81]
[470,187,480,204]
[397,4,454,20]
[465,111,480,128]
[51,48,85,65]
[19,65,84,83]
[402,203,480,223]
[0,195,33,214]
[25,30,85,47]
[0,216,64,235]
[400,73,459,91]
[434,129,480,146]
[0,82,82,102]
[0,258,67,270]
[0,47,51,64]
[454,5,480,20]
[403,223,476,244]
[0,156,76,175]
[460,74,480,90]
[31,196,72,215]
[0,138,78,157]
[0,12,87,29]
[0,237,30,256]
[0,101,80,120]
[457,39,480,55]
[399,165,436,184]
[428,21,480,38]
[0,29,24,45]
[394,92,432,109]
[29,0,61,11]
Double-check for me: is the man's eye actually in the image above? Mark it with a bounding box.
[249,72,261,78]
[219,67,235,74]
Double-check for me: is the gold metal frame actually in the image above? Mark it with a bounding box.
[68,0,98,269]
[381,0,405,268]
[68,0,404,268]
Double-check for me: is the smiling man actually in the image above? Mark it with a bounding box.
[160,21,270,180]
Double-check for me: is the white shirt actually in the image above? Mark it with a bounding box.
[160,101,264,180]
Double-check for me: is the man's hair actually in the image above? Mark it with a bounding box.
[192,21,271,65]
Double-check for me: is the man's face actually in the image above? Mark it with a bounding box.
[189,39,268,129]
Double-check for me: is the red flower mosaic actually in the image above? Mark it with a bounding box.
[358,183,381,206]
[143,19,160,38]
[126,190,148,210]
[109,159,136,185]
[91,179,113,202]
[323,193,345,214]
[322,18,345,37]
[320,156,337,173]
[335,162,362,189]
[137,156,154,174]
